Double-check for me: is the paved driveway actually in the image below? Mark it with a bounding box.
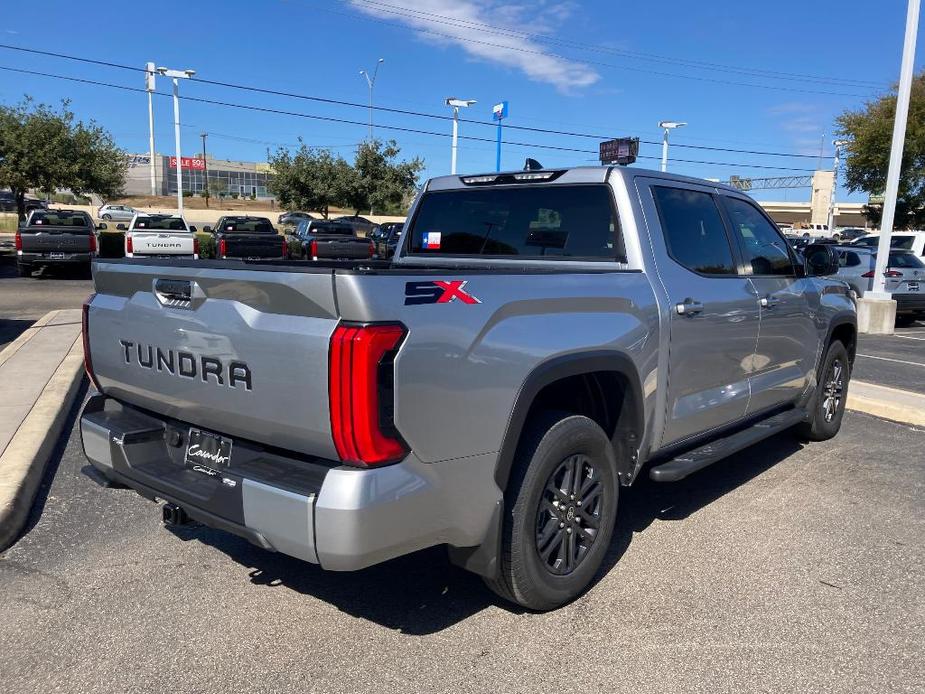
[1,405,922,693]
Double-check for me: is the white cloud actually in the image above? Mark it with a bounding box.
[347,0,600,92]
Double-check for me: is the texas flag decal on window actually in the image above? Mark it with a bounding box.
[423,231,441,249]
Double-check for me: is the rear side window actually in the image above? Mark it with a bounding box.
[889,251,925,268]
[723,197,796,276]
[651,187,736,275]
[838,251,862,268]
[892,235,915,250]
[407,185,623,260]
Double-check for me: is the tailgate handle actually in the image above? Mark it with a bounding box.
[154,278,196,308]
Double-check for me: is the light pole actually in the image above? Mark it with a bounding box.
[828,140,848,233]
[658,121,687,172]
[359,58,384,141]
[157,66,196,215]
[870,0,920,300]
[145,62,157,196]
[200,132,209,208]
[445,97,476,174]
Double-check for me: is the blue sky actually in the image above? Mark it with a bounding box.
[0,0,919,202]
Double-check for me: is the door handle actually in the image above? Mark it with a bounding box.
[676,298,704,316]
[759,296,781,308]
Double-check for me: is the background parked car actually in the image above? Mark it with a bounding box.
[334,215,376,237]
[121,214,198,259]
[97,204,138,221]
[287,218,374,260]
[277,211,314,226]
[206,216,287,260]
[852,230,925,258]
[831,245,925,323]
[0,191,47,213]
[373,221,403,259]
[15,209,102,277]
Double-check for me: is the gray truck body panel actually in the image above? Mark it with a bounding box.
[80,165,855,575]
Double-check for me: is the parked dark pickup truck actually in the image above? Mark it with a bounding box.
[16,209,102,277]
[205,216,288,260]
[288,219,374,260]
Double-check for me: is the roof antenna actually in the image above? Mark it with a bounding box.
[523,158,544,171]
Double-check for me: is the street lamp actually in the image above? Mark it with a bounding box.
[156,66,196,215]
[828,140,849,234]
[445,97,476,175]
[658,120,687,172]
[359,58,384,141]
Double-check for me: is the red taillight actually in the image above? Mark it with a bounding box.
[329,323,407,467]
[368,241,375,258]
[82,293,102,391]
[15,231,22,251]
[193,236,200,258]
[125,235,133,254]
[88,232,97,254]
[862,270,903,278]
[218,238,226,259]
[309,239,318,260]
[282,236,289,258]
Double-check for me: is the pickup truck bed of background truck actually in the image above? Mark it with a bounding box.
[16,209,100,277]
[80,166,856,611]
[207,216,288,260]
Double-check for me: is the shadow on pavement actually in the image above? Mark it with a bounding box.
[0,318,37,349]
[173,429,803,634]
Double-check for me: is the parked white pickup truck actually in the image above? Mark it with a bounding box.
[121,214,199,259]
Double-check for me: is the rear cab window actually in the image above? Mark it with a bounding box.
[27,211,92,229]
[310,223,355,236]
[405,184,624,261]
[221,218,274,233]
[131,216,189,232]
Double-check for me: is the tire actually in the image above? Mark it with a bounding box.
[796,340,851,441]
[895,314,917,327]
[16,262,31,278]
[102,214,112,220]
[484,412,619,611]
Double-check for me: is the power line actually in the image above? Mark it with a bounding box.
[0,64,821,174]
[0,44,835,160]
[343,0,885,89]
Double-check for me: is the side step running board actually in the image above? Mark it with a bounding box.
[649,409,807,483]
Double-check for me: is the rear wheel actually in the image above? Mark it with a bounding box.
[484,412,619,611]
[102,214,112,220]
[16,262,31,278]
[796,340,850,441]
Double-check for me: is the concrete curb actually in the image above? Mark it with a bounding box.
[0,333,85,551]
[847,380,925,428]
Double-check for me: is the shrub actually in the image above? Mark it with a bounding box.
[195,231,215,259]
[230,192,239,199]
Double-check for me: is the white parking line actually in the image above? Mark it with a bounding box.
[857,353,925,368]
[893,333,925,341]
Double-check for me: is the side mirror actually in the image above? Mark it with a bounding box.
[116,223,127,231]
[96,223,107,230]
[804,243,839,276]
[203,225,212,233]
[189,225,198,233]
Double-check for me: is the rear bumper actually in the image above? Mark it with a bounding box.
[19,251,93,264]
[80,394,501,571]
[895,294,925,313]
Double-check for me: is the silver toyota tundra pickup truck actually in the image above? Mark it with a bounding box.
[79,166,856,610]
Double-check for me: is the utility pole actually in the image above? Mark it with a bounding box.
[156,66,196,216]
[827,140,848,233]
[658,121,687,172]
[359,58,384,141]
[445,97,476,174]
[871,0,920,299]
[145,62,157,196]
[200,132,209,208]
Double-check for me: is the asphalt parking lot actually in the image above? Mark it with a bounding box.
[855,321,925,393]
[1,401,922,694]
[0,261,93,350]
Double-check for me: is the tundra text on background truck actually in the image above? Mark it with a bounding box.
[80,165,856,611]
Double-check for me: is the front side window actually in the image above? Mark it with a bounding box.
[723,197,795,276]
[838,251,862,268]
[407,184,622,260]
[652,186,736,275]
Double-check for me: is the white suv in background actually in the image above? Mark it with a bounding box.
[852,231,925,258]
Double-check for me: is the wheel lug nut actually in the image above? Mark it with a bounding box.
[570,495,575,500]
[577,501,582,506]
[559,522,565,528]
[566,528,572,534]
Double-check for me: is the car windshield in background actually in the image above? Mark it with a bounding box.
[312,223,355,235]
[407,185,622,260]
[222,219,274,233]
[28,212,89,227]
[889,251,925,268]
[134,217,188,231]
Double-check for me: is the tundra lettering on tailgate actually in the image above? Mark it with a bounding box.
[404,280,481,305]
[118,340,252,390]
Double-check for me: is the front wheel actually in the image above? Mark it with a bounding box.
[796,340,851,441]
[484,412,619,611]
[102,214,111,220]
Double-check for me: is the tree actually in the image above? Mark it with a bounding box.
[0,98,125,219]
[268,142,354,218]
[347,140,424,215]
[836,71,925,229]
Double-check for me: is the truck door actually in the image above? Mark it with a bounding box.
[639,180,760,447]
[719,194,818,414]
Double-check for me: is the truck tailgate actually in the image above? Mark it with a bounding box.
[129,231,196,256]
[313,237,371,260]
[20,229,93,253]
[222,234,284,258]
[88,261,340,459]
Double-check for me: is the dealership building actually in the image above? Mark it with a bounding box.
[123,154,274,199]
